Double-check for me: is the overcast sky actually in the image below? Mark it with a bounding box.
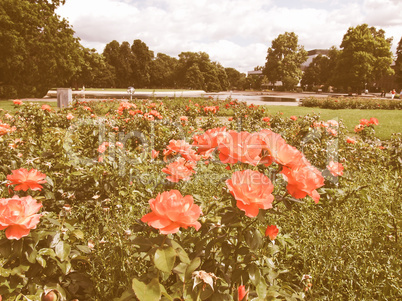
[57,0,402,73]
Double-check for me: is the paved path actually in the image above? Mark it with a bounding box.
[19,90,389,107]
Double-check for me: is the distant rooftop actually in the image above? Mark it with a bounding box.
[301,49,331,71]
[307,49,330,56]
[248,70,263,76]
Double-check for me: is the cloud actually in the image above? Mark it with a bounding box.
[363,0,402,27]
[57,0,402,72]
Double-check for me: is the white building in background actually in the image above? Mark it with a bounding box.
[301,49,330,71]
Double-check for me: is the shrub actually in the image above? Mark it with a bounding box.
[301,96,402,110]
[0,98,399,300]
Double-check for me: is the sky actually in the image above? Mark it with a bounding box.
[56,0,402,73]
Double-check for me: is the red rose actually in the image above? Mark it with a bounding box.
[0,195,42,240]
[192,127,226,155]
[162,158,196,182]
[369,117,379,125]
[7,168,47,191]
[258,129,304,169]
[281,164,324,204]
[218,131,262,166]
[226,170,274,217]
[141,190,201,234]
[265,224,279,240]
[238,285,249,301]
[327,161,344,176]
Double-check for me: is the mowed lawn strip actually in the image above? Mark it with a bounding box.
[0,100,58,112]
[264,105,402,140]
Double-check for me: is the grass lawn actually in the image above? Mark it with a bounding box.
[264,105,402,140]
[0,100,58,112]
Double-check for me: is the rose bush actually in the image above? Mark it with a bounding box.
[0,97,399,300]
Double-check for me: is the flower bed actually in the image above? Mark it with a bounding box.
[301,96,402,110]
[0,98,400,300]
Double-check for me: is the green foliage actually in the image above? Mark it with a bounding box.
[333,24,394,92]
[150,53,178,89]
[176,52,229,91]
[0,97,400,300]
[70,47,116,89]
[301,96,402,110]
[301,55,331,90]
[264,32,308,90]
[225,68,247,90]
[0,0,82,98]
[395,37,402,87]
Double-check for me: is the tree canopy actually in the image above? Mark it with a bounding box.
[0,0,82,98]
[263,32,307,90]
[395,36,402,88]
[175,51,229,91]
[333,24,394,92]
[300,54,331,89]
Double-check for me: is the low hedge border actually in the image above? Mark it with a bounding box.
[301,96,402,110]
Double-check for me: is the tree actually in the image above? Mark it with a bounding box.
[263,32,307,90]
[150,53,178,88]
[70,47,115,88]
[395,37,402,88]
[225,68,246,90]
[131,39,153,88]
[103,40,135,87]
[301,54,331,90]
[334,24,394,93]
[102,40,120,87]
[184,65,204,90]
[176,52,227,91]
[118,41,135,87]
[214,63,229,91]
[0,0,83,98]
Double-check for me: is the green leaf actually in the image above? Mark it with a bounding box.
[173,262,188,282]
[57,261,72,274]
[38,248,56,258]
[185,257,201,279]
[25,249,37,264]
[0,267,11,277]
[170,241,190,264]
[131,237,153,252]
[153,246,176,273]
[76,245,92,254]
[248,264,261,286]
[132,278,161,301]
[72,229,85,240]
[46,176,54,187]
[55,241,71,262]
[256,279,268,298]
[250,229,263,251]
[11,264,30,275]
[36,255,46,268]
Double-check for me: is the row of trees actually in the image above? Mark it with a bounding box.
[0,0,248,98]
[264,25,401,93]
[1,1,401,97]
[101,40,247,91]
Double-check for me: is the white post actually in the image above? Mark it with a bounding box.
[57,88,72,108]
